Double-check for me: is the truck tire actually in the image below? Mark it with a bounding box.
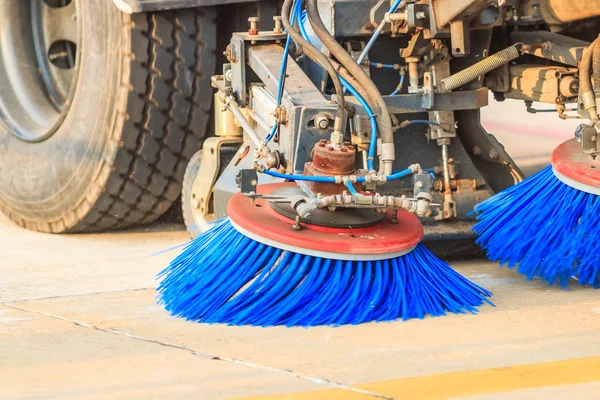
[0,1,216,233]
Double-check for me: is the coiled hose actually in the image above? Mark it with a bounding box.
[438,45,520,93]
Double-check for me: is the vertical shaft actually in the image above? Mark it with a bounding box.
[442,144,451,194]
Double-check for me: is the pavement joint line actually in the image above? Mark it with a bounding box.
[0,287,155,304]
[4,303,392,400]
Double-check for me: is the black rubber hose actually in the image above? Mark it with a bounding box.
[305,0,395,173]
[281,0,345,122]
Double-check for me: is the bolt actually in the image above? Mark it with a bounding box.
[292,215,302,231]
[273,16,283,34]
[472,145,482,156]
[315,114,330,130]
[225,69,233,82]
[248,17,259,35]
[416,11,427,19]
[489,149,499,159]
[416,181,423,188]
[340,147,348,152]
[390,209,399,224]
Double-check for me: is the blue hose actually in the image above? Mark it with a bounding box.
[386,168,413,181]
[299,10,310,41]
[265,0,303,143]
[369,62,398,69]
[390,74,405,96]
[344,180,358,195]
[263,169,369,183]
[406,120,440,127]
[263,169,336,183]
[339,76,377,171]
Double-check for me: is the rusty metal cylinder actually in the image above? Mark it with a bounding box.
[303,139,359,195]
[310,140,356,175]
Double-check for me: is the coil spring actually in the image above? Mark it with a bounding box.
[439,45,520,92]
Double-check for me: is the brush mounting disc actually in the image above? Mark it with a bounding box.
[268,185,386,228]
[552,139,600,195]
[226,183,423,261]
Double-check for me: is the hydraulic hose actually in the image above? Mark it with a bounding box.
[438,45,520,93]
[281,0,345,123]
[306,0,396,175]
[580,36,600,121]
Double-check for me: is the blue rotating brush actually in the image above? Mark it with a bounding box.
[472,139,600,287]
[158,183,492,327]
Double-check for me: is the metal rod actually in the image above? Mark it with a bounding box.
[225,96,263,148]
[407,59,419,91]
[442,144,451,194]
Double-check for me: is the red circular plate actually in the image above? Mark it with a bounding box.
[552,139,600,194]
[226,183,423,260]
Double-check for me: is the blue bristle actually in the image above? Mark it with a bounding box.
[157,219,493,327]
[472,165,600,288]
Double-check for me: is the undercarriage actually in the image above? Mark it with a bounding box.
[183,0,598,243]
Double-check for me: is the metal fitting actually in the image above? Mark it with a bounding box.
[315,114,330,130]
[273,16,283,34]
[248,17,259,35]
[224,44,238,63]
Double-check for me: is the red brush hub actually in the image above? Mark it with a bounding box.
[226,183,423,261]
[552,139,600,195]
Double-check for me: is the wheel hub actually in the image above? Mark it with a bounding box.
[0,0,81,142]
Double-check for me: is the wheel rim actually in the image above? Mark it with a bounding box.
[0,0,81,143]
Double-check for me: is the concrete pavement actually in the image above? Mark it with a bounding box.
[1,212,600,399]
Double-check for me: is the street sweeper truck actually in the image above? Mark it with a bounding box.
[0,1,599,294]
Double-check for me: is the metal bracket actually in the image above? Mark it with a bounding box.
[190,136,243,220]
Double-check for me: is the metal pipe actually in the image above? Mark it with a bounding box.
[407,58,420,92]
[441,144,451,195]
[224,96,263,148]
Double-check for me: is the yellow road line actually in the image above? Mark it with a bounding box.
[241,357,600,400]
